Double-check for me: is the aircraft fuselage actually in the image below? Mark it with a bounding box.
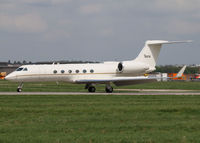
[5,61,150,83]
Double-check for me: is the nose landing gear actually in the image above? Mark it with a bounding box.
[17,83,23,92]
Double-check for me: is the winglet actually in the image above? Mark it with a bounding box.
[175,65,187,78]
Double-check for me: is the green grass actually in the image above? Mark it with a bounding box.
[1,80,200,92]
[0,95,200,143]
[1,80,200,142]
[119,81,200,90]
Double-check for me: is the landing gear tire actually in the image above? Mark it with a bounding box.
[105,86,113,93]
[88,86,96,92]
[17,88,22,92]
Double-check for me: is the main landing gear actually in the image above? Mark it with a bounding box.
[105,84,113,93]
[17,83,23,92]
[88,86,96,92]
[85,84,96,92]
[85,84,114,93]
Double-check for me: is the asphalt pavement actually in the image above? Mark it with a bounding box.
[0,91,200,95]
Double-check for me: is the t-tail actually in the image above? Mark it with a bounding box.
[135,40,192,71]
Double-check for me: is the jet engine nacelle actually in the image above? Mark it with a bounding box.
[117,61,149,75]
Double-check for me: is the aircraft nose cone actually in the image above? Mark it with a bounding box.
[5,74,16,81]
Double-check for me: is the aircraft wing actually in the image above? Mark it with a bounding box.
[74,76,159,86]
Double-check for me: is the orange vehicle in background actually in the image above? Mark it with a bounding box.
[0,72,6,79]
[168,73,187,80]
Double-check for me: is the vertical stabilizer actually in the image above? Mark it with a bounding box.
[135,40,191,69]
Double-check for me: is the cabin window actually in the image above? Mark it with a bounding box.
[83,69,87,73]
[76,70,79,73]
[53,70,57,74]
[90,69,94,73]
[68,70,72,73]
[16,68,23,71]
[61,70,65,74]
[23,68,28,71]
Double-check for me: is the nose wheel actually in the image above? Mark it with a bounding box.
[17,88,22,92]
[17,83,23,92]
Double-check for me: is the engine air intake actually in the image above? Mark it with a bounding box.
[118,62,123,72]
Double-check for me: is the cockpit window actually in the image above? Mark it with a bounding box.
[23,68,28,71]
[16,68,23,71]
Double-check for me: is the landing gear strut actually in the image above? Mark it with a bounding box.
[105,84,113,93]
[17,83,23,92]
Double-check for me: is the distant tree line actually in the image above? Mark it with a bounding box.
[35,60,99,64]
[155,65,199,74]
[2,60,200,74]
[7,60,32,65]
[2,60,99,65]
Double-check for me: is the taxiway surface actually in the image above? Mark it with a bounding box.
[1,92,200,95]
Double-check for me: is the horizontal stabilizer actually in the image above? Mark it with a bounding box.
[146,40,192,45]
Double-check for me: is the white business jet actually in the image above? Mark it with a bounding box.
[5,40,190,92]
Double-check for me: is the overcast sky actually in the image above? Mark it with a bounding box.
[0,0,200,65]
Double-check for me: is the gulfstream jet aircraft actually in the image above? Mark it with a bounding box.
[5,40,190,92]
